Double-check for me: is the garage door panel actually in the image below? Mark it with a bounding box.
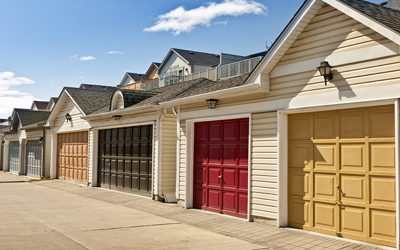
[194,166,205,184]
[223,121,237,142]
[209,145,221,163]
[290,142,312,170]
[223,145,236,165]
[289,105,395,247]
[290,114,312,140]
[26,140,42,178]
[370,176,396,207]
[314,112,336,139]
[341,206,366,236]
[289,198,310,227]
[209,122,222,142]
[314,202,336,231]
[132,143,139,156]
[208,167,221,186]
[140,160,149,174]
[340,175,365,204]
[340,144,365,172]
[370,209,396,241]
[195,123,208,142]
[290,171,310,198]
[131,160,139,173]
[118,143,124,156]
[208,189,221,208]
[222,191,236,211]
[314,144,335,170]
[370,143,395,172]
[238,192,248,214]
[124,143,132,156]
[369,107,395,138]
[239,145,248,165]
[340,110,365,138]
[140,142,149,157]
[238,169,248,189]
[314,174,335,199]
[222,168,236,187]
[194,145,207,163]
[124,176,131,189]
[239,119,249,142]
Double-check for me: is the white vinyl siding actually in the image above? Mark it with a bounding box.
[160,112,177,194]
[251,112,278,219]
[25,129,43,139]
[88,129,93,183]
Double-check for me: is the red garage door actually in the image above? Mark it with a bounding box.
[193,118,249,218]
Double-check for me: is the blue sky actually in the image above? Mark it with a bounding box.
[0,0,383,117]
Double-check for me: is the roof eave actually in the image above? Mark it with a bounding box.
[82,105,161,120]
[159,83,261,107]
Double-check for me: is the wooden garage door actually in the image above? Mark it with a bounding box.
[57,131,88,184]
[98,125,153,196]
[26,140,42,178]
[288,105,396,247]
[193,118,249,218]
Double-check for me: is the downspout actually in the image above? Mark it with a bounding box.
[157,109,167,200]
[172,106,181,201]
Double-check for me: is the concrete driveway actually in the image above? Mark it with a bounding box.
[0,172,264,250]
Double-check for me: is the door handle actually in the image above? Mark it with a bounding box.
[335,201,341,205]
[218,175,222,178]
[334,185,339,188]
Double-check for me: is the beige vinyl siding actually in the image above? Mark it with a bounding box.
[277,5,390,66]
[161,112,177,194]
[268,5,400,101]
[251,112,278,219]
[54,95,87,130]
[178,120,186,201]
[44,128,51,177]
[153,120,158,195]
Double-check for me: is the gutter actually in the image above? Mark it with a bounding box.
[81,105,161,120]
[159,83,260,107]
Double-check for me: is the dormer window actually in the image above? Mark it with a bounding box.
[110,90,124,111]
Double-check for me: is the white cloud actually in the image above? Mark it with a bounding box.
[80,56,96,61]
[106,51,124,54]
[144,0,266,35]
[0,71,37,117]
[214,20,228,25]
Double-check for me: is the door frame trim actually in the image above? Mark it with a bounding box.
[277,99,399,248]
[184,113,252,221]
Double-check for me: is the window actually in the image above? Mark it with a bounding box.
[165,66,184,86]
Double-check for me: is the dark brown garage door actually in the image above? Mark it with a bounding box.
[98,125,153,196]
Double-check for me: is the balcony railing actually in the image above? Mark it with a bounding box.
[140,56,262,91]
[140,79,159,91]
[218,56,262,79]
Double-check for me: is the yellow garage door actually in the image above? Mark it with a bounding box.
[288,105,396,247]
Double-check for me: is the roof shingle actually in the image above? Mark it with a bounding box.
[65,87,115,115]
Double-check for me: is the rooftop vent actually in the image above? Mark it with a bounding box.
[189,51,194,54]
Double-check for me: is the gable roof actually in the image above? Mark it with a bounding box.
[173,48,220,66]
[14,109,50,127]
[79,84,117,91]
[32,101,49,110]
[127,73,145,82]
[339,0,400,33]
[158,48,221,73]
[64,87,115,115]
[143,62,161,79]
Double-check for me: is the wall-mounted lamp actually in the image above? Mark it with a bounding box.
[317,61,333,86]
[39,137,44,144]
[113,115,121,120]
[206,99,218,109]
[65,113,72,123]
[1,141,5,145]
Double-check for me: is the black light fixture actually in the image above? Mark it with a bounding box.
[39,137,44,144]
[206,99,218,109]
[113,115,121,120]
[317,61,333,86]
[65,113,72,123]
[1,141,4,145]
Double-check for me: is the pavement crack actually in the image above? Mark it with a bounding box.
[71,222,182,233]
